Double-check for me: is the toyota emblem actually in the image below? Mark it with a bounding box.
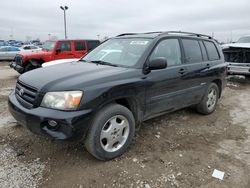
[19,89,24,96]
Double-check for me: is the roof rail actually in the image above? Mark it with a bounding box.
[116,33,138,37]
[160,31,213,39]
[116,31,213,39]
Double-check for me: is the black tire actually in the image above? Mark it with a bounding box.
[196,83,219,115]
[85,104,135,160]
[24,63,36,72]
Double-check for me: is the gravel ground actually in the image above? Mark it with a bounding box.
[0,61,250,188]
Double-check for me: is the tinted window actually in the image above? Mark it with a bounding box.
[150,39,182,66]
[199,41,208,61]
[58,41,71,51]
[87,41,100,51]
[74,41,86,51]
[204,41,220,61]
[9,47,20,51]
[182,39,203,63]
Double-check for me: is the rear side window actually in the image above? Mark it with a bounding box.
[182,39,203,63]
[204,41,220,61]
[87,41,100,51]
[74,41,86,51]
[58,41,71,52]
[150,39,182,66]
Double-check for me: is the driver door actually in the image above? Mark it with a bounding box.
[145,38,189,118]
[54,41,74,60]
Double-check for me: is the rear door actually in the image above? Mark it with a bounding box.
[54,41,75,60]
[73,40,87,58]
[178,38,211,106]
[145,38,190,117]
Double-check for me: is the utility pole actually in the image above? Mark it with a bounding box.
[60,6,68,39]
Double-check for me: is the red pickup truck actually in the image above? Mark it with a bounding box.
[10,39,100,73]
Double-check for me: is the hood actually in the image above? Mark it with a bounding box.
[19,49,52,58]
[222,43,250,49]
[19,61,131,93]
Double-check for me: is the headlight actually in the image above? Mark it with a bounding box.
[41,91,83,110]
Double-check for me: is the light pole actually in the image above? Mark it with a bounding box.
[60,6,68,39]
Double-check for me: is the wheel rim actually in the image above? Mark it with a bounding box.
[100,115,130,152]
[206,88,217,111]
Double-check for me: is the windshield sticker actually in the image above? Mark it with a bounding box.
[130,41,149,45]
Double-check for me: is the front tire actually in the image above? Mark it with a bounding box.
[196,83,219,115]
[24,63,36,72]
[85,104,135,160]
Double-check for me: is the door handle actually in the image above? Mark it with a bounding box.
[178,68,187,74]
[206,64,210,68]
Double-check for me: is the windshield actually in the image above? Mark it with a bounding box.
[42,41,55,51]
[237,36,250,43]
[81,38,152,67]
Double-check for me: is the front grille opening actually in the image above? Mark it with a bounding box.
[15,80,38,109]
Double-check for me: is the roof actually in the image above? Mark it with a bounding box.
[115,31,213,40]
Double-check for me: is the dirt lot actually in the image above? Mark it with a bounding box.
[0,61,250,188]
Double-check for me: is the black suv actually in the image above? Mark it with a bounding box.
[9,31,227,160]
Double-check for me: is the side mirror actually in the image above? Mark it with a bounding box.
[56,48,61,54]
[148,57,167,70]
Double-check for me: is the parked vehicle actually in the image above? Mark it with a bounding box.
[0,46,21,60]
[222,36,250,76]
[9,39,100,73]
[0,45,42,61]
[8,31,227,160]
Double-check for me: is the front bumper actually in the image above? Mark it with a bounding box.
[227,62,250,75]
[8,91,92,140]
[9,61,24,74]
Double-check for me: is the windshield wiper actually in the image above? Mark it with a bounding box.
[90,60,118,67]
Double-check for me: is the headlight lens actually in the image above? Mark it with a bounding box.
[41,91,83,110]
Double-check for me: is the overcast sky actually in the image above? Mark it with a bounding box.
[0,0,250,42]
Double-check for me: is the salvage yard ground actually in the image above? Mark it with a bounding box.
[0,61,250,188]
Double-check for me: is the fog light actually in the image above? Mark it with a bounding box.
[48,120,58,127]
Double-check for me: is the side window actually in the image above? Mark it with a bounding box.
[74,41,86,51]
[182,39,203,63]
[87,41,100,51]
[199,41,208,61]
[58,41,71,52]
[150,39,182,66]
[204,41,220,61]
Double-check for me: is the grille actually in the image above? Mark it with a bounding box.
[14,54,23,66]
[15,80,38,109]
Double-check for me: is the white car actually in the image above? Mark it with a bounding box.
[0,45,42,61]
[222,36,250,76]
[0,46,21,60]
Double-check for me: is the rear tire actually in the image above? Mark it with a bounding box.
[85,104,135,160]
[196,83,219,115]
